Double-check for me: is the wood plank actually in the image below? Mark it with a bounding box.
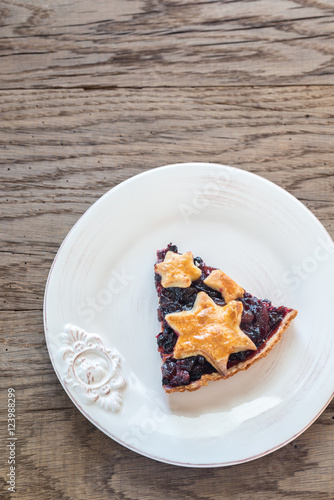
[0,311,71,411]
[1,0,334,89]
[1,307,333,499]
[1,396,333,499]
[1,86,333,258]
[1,85,333,498]
[1,314,333,500]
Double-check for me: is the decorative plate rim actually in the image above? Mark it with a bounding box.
[43,162,334,468]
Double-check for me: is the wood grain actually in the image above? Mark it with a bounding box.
[1,0,334,498]
[1,85,333,499]
[0,86,334,313]
[1,0,334,89]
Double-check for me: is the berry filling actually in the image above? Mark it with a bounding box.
[155,244,292,388]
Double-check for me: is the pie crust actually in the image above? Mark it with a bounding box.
[155,244,298,393]
[203,269,244,302]
[166,293,256,375]
[154,251,201,288]
[164,309,297,393]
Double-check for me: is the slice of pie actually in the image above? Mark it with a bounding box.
[154,244,298,393]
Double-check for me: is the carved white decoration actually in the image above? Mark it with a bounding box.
[60,324,125,412]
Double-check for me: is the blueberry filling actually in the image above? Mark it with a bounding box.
[155,244,291,388]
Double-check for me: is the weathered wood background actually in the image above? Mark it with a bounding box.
[0,0,333,499]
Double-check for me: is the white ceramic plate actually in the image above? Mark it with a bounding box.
[44,163,334,467]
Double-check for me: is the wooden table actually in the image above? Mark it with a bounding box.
[1,1,333,498]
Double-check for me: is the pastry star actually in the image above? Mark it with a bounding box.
[166,292,256,376]
[154,251,201,288]
[204,269,244,302]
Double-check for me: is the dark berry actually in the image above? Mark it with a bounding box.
[155,245,290,386]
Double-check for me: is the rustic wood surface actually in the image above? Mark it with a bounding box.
[0,0,333,499]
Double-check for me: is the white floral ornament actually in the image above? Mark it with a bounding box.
[60,324,125,412]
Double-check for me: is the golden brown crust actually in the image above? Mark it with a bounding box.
[164,309,298,393]
[167,295,256,375]
[154,251,201,288]
[203,270,244,303]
